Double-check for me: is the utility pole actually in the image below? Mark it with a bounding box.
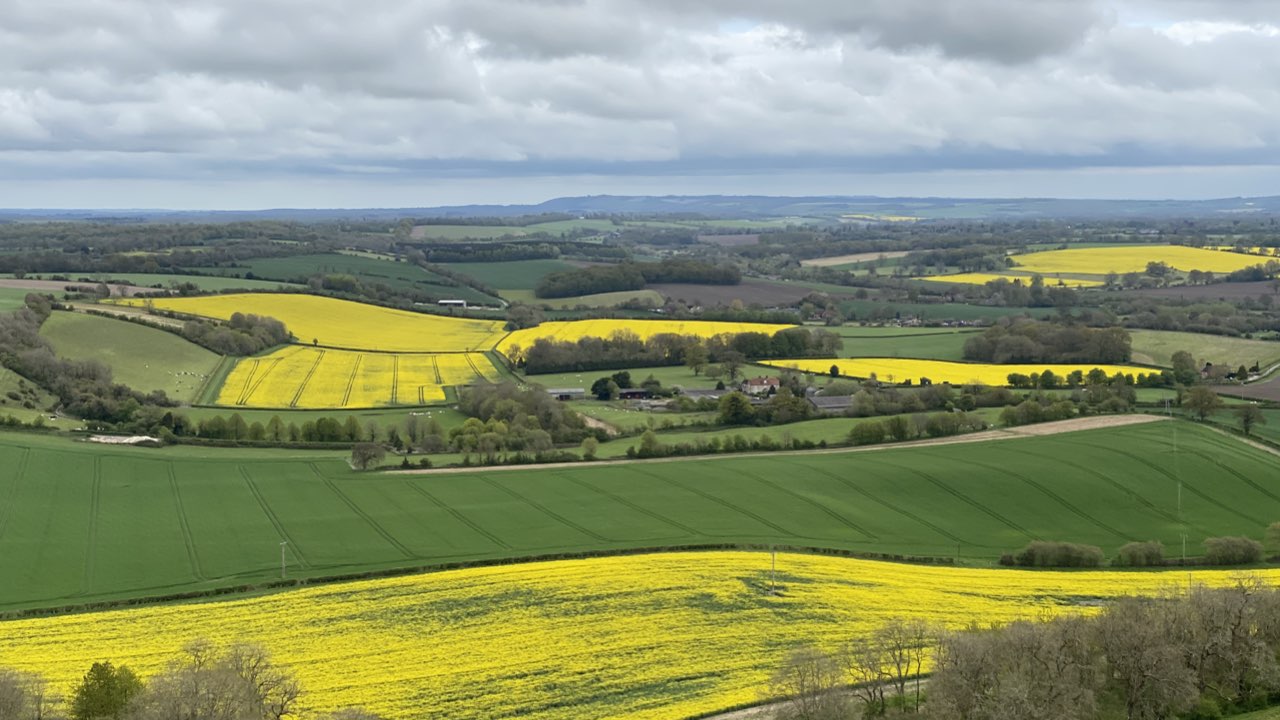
[770,546,777,596]
[280,540,289,580]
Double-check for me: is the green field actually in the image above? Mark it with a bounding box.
[439,259,577,290]
[567,402,720,433]
[1129,329,1280,370]
[40,312,222,402]
[838,298,1055,322]
[178,405,470,436]
[1,420,1277,611]
[194,254,499,305]
[834,327,981,360]
[0,287,41,311]
[19,273,301,292]
[524,363,758,391]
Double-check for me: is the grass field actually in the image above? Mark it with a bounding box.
[499,318,796,358]
[1012,245,1271,275]
[916,272,1106,288]
[438,259,577,290]
[18,273,301,292]
[0,421,1277,611]
[838,298,1055,322]
[5,551,1278,720]
[0,287,41,311]
[567,402,721,433]
[208,254,498,305]
[524,364,736,390]
[834,327,981,361]
[122,293,508,353]
[765,358,1157,385]
[1129,329,1280,370]
[214,347,501,408]
[40,312,222,402]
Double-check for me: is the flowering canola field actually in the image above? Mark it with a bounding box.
[917,272,1105,288]
[215,346,501,408]
[2,552,1274,720]
[123,293,507,352]
[499,318,796,359]
[1010,245,1270,275]
[764,358,1155,385]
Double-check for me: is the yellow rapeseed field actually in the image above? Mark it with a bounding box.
[215,347,501,408]
[123,294,507,352]
[764,358,1155,385]
[1210,246,1280,256]
[1011,245,1270,275]
[499,318,795,359]
[2,552,1273,720]
[916,272,1105,288]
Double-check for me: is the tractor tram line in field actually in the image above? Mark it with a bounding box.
[80,457,103,597]
[166,463,208,582]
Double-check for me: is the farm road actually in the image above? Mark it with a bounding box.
[391,414,1168,476]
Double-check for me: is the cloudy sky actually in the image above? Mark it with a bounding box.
[3,0,1280,208]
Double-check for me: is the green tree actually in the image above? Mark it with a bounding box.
[1185,386,1224,421]
[1237,403,1266,436]
[71,661,143,720]
[350,442,385,471]
[580,436,599,460]
[683,344,709,375]
[717,391,756,425]
[1171,350,1199,386]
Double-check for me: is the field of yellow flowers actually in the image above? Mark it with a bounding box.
[917,272,1105,288]
[125,293,508,352]
[499,318,795,359]
[215,347,501,408]
[1010,245,1270,275]
[764,357,1154,385]
[3,551,1272,720]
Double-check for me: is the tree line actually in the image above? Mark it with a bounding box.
[770,579,1280,720]
[533,258,741,298]
[962,318,1133,364]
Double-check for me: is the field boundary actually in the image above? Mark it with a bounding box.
[391,414,1170,475]
[194,355,237,405]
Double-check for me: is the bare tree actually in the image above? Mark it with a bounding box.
[1096,599,1197,720]
[768,646,851,720]
[128,640,301,720]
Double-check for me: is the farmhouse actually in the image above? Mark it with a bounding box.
[742,376,780,395]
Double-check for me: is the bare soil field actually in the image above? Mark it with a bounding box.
[698,233,760,246]
[801,250,910,267]
[647,278,829,306]
[0,278,144,297]
[1233,375,1280,402]
[1126,281,1280,301]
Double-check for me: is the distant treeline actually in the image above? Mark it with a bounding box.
[963,318,1132,364]
[534,259,740,298]
[410,212,583,227]
[518,328,839,374]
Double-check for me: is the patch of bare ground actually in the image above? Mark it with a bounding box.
[390,414,1167,476]
[647,279,827,307]
[1124,281,1280,301]
[800,251,910,267]
[577,413,619,438]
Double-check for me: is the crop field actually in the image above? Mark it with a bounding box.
[436,259,578,291]
[1129,329,1280,370]
[764,357,1158,385]
[21,272,303,292]
[214,347,501,408]
[499,288,666,308]
[1,422,1279,611]
[122,293,507,352]
[500,318,796,359]
[1011,245,1271,275]
[917,272,1106,288]
[3,551,1276,720]
[526,364,733,391]
[838,297,1055,322]
[40,312,221,402]
[200,253,498,305]
[834,327,981,361]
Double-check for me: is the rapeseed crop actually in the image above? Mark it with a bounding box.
[215,347,499,408]
[1011,245,1270,275]
[499,318,795,359]
[765,357,1155,385]
[1,552,1271,720]
[124,293,507,352]
[917,273,1105,288]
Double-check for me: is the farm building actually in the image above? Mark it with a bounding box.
[808,395,853,413]
[546,388,586,401]
[742,376,781,395]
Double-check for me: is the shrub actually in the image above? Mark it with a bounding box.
[1114,541,1164,567]
[1203,536,1263,566]
[1013,541,1104,568]
[848,421,886,446]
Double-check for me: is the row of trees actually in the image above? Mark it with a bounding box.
[771,580,1280,720]
[962,318,1133,364]
[533,258,740,298]
[517,328,840,375]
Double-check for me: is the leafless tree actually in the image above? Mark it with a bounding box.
[768,646,851,720]
[1096,599,1197,720]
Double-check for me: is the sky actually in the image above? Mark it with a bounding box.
[3,0,1280,209]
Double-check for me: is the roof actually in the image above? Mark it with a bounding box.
[809,396,853,410]
[545,388,586,394]
[745,376,781,386]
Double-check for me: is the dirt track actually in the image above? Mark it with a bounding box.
[0,278,145,297]
[389,414,1167,476]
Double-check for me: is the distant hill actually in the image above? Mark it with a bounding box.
[4,193,1280,223]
